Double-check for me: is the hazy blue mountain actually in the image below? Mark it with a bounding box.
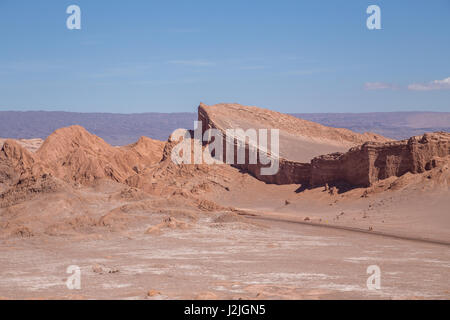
[0,110,448,145]
[0,111,197,145]
[293,112,450,140]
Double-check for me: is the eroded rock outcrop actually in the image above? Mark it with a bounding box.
[198,103,389,162]
[198,103,390,185]
[198,103,450,187]
[311,132,450,187]
[0,140,42,186]
[35,125,165,184]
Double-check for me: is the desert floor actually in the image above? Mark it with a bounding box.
[0,213,449,300]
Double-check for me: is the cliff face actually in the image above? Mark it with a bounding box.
[198,102,391,185]
[311,132,450,187]
[199,105,312,185]
[198,103,450,187]
[198,103,389,162]
[237,161,311,185]
[373,133,449,184]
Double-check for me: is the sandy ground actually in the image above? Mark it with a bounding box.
[0,162,448,300]
[210,166,450,244]
[0,215,448,300]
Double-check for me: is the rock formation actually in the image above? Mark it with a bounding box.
[310,132,450,187]
[1,104,449,196]
[198,103,389,163]
[35,125,164,184]
[198,103,450,187]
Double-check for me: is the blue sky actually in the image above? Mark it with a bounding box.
[0,0,449,113]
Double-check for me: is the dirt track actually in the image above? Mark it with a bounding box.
[248,214,450,247]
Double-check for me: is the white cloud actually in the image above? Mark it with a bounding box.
[364,82,398,90]
[408,77,450,91]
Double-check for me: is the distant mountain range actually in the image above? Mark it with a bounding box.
[0,111,197,145]
[292,112,450,141]
[0,110,449,145]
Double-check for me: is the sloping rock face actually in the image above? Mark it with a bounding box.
[199,103,389,162]
[198,103,449,187]
[198,103,389,185]
[311,132,450,187]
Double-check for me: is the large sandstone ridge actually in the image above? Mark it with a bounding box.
[198,103,389,163]
[198,103,450,187]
